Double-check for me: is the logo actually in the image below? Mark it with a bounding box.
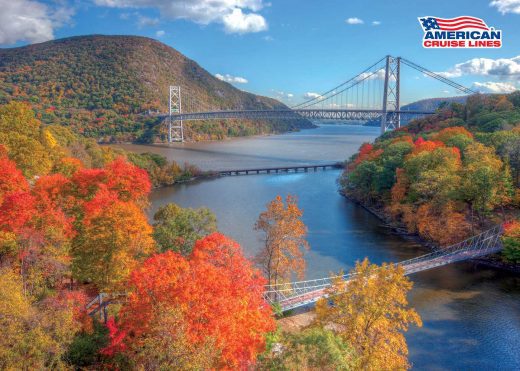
[418,16,502,48]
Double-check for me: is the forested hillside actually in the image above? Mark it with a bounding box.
[342,93,520,263]
[0,35,313,142]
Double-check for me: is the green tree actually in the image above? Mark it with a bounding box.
[502,220,520,263]
[258,327,358,370]
[460,142,513,217]
[153,203,217,255]
[404,147,461,205]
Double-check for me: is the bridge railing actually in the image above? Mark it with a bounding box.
[397,224,503,272]
[264,225,504,309]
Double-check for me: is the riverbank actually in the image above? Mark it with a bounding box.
[339,190,520,274]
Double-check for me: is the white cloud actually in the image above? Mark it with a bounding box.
[222,8,267,33]
[262,35,274,41]
[271,90,293,101]
[473,81,517,93]
[303,92,323,99]
[0,0,74,45]
[490,0,520,14]
[442,90,451,94]
[345,17,364,25]
[372,21,381,26]
[138,15,159,27]
[357,68,386,81]
[155,30,165,37]
[215,73,248,84]
[437,56,520,78]
[94,0,268,33]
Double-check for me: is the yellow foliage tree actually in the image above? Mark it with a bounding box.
[72,198,156,292]
[0,269,86,369]
[0,102,54,178]
[315,259,422,370]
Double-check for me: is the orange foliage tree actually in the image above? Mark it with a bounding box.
[104,233,275,369]
[431,126,473,143]
[255,195,310,287]
[415,202,471,245]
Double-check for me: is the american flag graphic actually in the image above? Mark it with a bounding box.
[419,16,490,31]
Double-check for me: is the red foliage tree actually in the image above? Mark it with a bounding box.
[70,158,151,206]
[105,157,151,205]
[0,150,29,203]
[0,192,37,233]
[107,233,275,369]
[71,168,108,199]
[411,139,445,155]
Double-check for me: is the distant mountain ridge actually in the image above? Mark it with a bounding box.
[363,96,469,127]
[0,35,313,142]
[401,96,468,112]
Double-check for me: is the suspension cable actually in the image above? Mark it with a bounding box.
[400,57,476,94]
[291,56,387,109]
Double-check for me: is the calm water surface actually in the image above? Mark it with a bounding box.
[117,125,520,370]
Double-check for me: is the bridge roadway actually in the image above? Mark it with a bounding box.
[217,162,344,176]
[162,108,435,122]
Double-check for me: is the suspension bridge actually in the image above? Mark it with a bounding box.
[162,55,476,142]
[87,225,504,319]
[264,225,504,311]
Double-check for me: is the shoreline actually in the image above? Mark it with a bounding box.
[102,124,319,146]
[339,191,520,274]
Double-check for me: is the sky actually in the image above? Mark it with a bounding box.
[1,0,520,105]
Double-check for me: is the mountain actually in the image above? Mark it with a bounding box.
[0,35,314,142]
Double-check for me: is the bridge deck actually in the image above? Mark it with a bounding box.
[161,108,435,122]
[218,163,343,176]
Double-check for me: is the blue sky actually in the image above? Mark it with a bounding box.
[1,0,520,105]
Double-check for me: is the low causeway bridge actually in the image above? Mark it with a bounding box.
[217,162,344,176]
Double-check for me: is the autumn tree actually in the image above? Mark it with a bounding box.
[415,201,471,245]
[71,186,155,292]
[104,233,275,369]
[0,101,54,178]
[0,269,89,369]
[255,195,310,287]
[258,327,358,370]
[502,220,520,263]
[315,259,422,370]
[408,146,460,190]
[460,142,513,218]
[153,203,217,255]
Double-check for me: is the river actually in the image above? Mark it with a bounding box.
[115,124,520,370]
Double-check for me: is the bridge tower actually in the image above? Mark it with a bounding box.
[381,56,400,134]
[168,85,184,143]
